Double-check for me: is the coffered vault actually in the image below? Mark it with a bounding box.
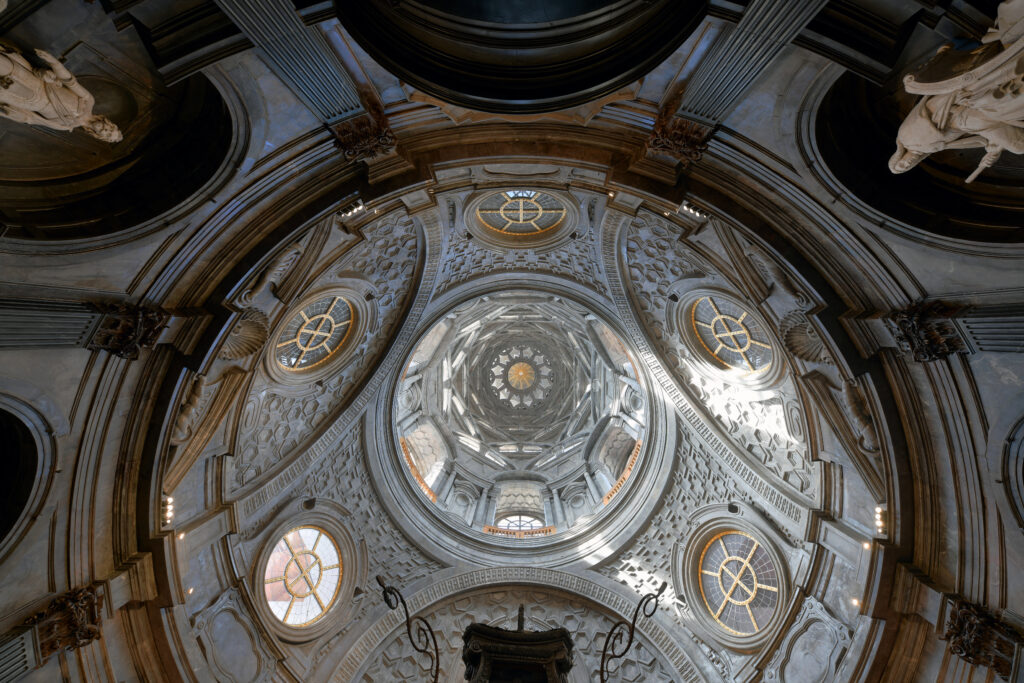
[0,1,1023,682]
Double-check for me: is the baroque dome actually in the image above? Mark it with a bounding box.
[393,290,649,543]
[1,1,1022,682]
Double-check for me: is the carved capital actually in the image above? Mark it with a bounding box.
[24,586,103,659]
[944,598,1021,679]
[86,303,169,360]
[885,300,967,362]
[647,116,713,167]
[330,113,396,162]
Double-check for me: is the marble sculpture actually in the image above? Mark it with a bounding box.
[0,45,122,142]
[890,0,1024,182]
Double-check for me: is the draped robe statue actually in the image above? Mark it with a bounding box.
[0,45,122,142]
[890,0,1024,182]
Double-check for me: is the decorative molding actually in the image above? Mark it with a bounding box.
[192,588,278,683]
[213,0,362,123]
[763,596,852,681]
[780,310,832,364]
[678,0,829,123]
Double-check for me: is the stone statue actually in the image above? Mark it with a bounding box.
[890,0,1024,182]
[0,44,122,142]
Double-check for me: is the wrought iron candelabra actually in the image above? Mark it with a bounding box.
[599,581,668,683]
[376,575,440,683]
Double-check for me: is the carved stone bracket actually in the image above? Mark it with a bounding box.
[86,303,169,360]
[23,586,103,660]
[885,301,967,362]
[647,116,713,168]
[943,597,1023,679]
[330,113,396,162]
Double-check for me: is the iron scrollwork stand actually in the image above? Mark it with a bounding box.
[600,581,668,683]
[376,575,440,683]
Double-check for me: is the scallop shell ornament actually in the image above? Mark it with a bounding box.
[219,308,270,360]
[780,311,830,364]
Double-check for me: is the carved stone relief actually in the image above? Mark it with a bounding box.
[192,588,278,683]
[435,200,603,295]
[23,586,103,660]
[355,588,676,682]
[780,310,832,365]
[597,421,737,610]
[763,596,852,682]
[237,242,306,308]
[218,308,270,360]
[85,302,169,360]
[229,218,420,491]
[885,300,968,362]
[622,214,816,498]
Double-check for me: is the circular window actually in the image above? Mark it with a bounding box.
[698,530,780,637]
[496,515,544,531]
[274,295,354,371]
[263,526,342,627]
[476,190,567,236]
[690,296,773,378]
[489,345,554,409]
[464,189,578,251]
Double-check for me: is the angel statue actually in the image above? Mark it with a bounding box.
[0,44,122,142]
[890,0,1024,182]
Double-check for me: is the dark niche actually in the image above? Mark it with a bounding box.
[336,0,707,114]
[0,409,37,544]
[0,72,233,242]
[815,68,1024,243]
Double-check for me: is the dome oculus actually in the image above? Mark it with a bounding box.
[698,530,780,637]
[476,190,567,236]
[275,295,354,371]
[490,345,554,408]
[263,526,342,627]
[690,296,774,378]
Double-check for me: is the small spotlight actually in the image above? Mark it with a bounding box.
[851,598,860,607]
[178,532,186,540]
[187,587,194,595]
[607,192,615,197]
[862,542,870,549]
[874,506,882,513]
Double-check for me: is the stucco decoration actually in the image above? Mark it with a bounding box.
[218,308,270,360]
[891,0,1024,182]
[438,195,599,294]
[596,420,738,622]
[622,214,816,498]
[192,588,278,683]
[780,310,832,365]
[763,596,852,682]
[230,216,420,492]
[0,46,121,141]
[237,242,305,307]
